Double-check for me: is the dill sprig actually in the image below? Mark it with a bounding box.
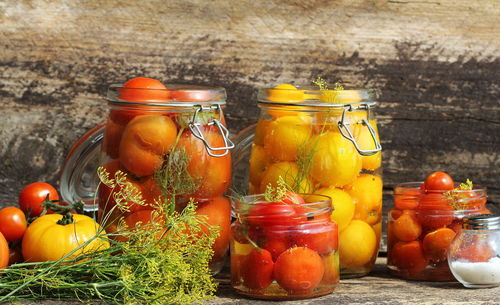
[263,176,290,202]
[312,77,344,103]
[444,179,475,211]
[0,168,218,305]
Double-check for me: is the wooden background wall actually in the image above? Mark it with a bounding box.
[0,0,499,205]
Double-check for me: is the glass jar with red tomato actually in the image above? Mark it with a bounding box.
[387,180,489,281]
[236,84,382,278]
[60,77,233,274]
[231,193,339,299]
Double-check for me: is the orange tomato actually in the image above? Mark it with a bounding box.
[263,115,312,162]
[0,232,8,271]
[394,188,420,210]
[248,144,268,187]
[389,241,429,273]
[290,222,338,255]
[118,77,170,102]
[392,210,422,242]
[422,228,456,262]
[102,117,125,159]
[177,129,231,198]
[241,248,274,290]
[119,115,178,177]
[416,193,454,231]
[274,247,324,295]
[195,197,231,263]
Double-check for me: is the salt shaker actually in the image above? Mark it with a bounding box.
[448,214,500,288]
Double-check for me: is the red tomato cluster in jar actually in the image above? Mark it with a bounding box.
[98,77,231,269]
[231,192,339,299]
[388,172,489,280]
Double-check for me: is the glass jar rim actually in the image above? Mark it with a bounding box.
[394,181,487,193]
[107,83,227,107]
[257,87,377,108]
[234,193,332,219]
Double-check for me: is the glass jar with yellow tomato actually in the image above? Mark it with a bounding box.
[245,84,382,277]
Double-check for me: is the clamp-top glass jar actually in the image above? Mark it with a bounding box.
[245,85,382,277]
[85,78,233,273]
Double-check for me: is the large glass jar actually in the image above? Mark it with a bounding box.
[245,86,382,278]
[231,194,339,299]
[387,182,489,281]
[60,80,233,274]
[448,214,500,288]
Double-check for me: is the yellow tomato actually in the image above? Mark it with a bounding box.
[339,220,377,268]
[254,120,271,146]
[311,187,355,232]
[249,144,268,186]
[321,250,340,284]
[259,161,312,194]
[346,174,383,224]
[355,119,381,171]
[310,132,361,187]
[22,214,109,262]
[264,116,312,162]
[267,84,305,118]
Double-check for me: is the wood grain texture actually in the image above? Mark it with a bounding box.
[0,0,499,204]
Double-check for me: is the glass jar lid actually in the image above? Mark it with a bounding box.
[463,214,500,230]
[107,84,227,107]
[258,87,376,108]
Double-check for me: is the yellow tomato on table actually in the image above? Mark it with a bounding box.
[22,214,109,262]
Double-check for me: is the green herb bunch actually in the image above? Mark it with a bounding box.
[0,168,218,305]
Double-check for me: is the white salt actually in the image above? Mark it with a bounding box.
[450,257,500,285]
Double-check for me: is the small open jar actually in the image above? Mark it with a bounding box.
[387,182,489,281]
[231,194,339,299]
[448,214,500,288]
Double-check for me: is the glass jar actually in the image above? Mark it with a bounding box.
[387,182,489,281]
[60,82,234,274]
[448,214,500,288]
[231,194,339,299]
[242,86,382,278]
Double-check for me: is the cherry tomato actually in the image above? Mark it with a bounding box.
[241,248,274,290]
[118,77,170,102]
[254,226,290,261]
[0,207,27,242]
[392,210,422,242]
[290,221,338,255]
[422,227,456,262]
[247,202,299,227]
[18,182,59,218]
[281,191,305,205]
[274,246,325,294]
[389,241,429,273]
[417,193,454,230]
[0,232,8,270]
[423,171,454,191]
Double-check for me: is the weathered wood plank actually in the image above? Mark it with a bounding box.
[0,0,498,204]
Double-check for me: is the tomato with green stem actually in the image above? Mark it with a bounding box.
[18,182,59,218]
[0,207,27,242]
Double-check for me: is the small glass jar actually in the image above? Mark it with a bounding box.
[448,214,500,288]
[231,194,339,300]
[387,182,489,281]
[242,86,382,278]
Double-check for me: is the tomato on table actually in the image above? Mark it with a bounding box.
[0,207,27,242]
[18,182,59,218]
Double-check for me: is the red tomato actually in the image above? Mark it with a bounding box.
[274,247,325,294]
[241,248,274,290]
[281,192,305,205]
[290,222,338,255]
[0,232,8,270]
[18,182,59,217]
[0,207,27,242]
[254,226,290,261]
[423,172,454,191]
[171,89,213,102]
[417,193,454,230]
[247,202,299,227]
[118,77,170,102]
